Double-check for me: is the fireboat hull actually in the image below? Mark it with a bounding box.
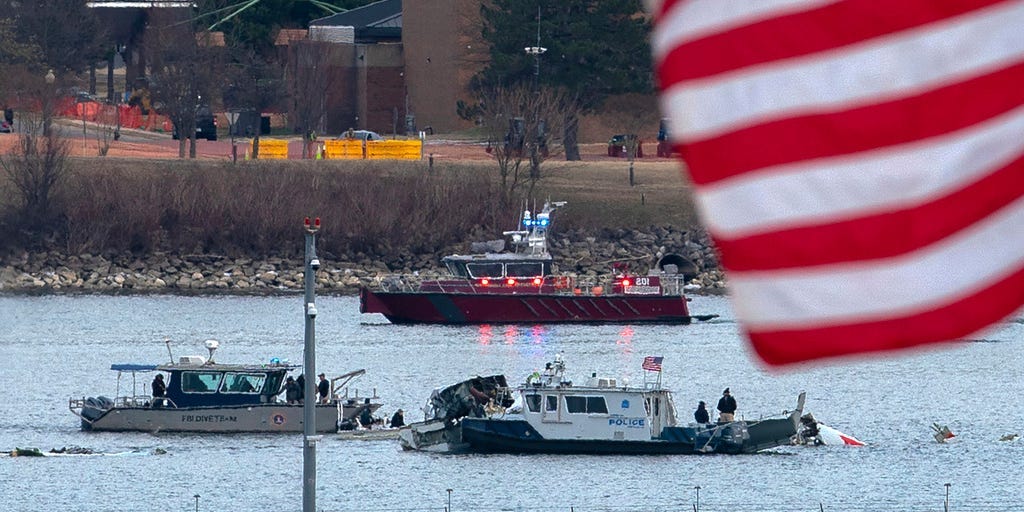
[360,288,694,324]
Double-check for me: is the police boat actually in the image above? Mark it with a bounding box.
[452,354,804,455]
[69,339,381,433]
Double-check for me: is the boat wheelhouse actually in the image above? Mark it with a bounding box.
[361,201,716,324]
[402,354,804,455]
[70,341,381,433]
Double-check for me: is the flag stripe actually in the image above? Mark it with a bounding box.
[660,1,1024,141]
[657,0,1010,83]
[746,262,1024,365]
[700,106,1024,238]
[681,61,1024,187]
[652,0,835,58]
[651,0,1024,365]
[713,153,1024,271]
[729,194,1024,328]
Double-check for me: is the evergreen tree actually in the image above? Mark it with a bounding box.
[477,0,653,159]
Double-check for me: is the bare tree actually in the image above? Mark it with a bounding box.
[0,115,71,230]
[224,48,284,160]
[477,84,577,207]
[288,40,338,159]
[145,10,219,159]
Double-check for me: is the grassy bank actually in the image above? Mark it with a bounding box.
[0,157,700,261]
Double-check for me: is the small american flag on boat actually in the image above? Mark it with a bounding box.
[642,356,664,372]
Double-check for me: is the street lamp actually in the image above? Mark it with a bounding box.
[944,483,951,512]
[446,488,453,512]
[43,69,56,136]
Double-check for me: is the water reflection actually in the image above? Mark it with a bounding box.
[477,324,493,345]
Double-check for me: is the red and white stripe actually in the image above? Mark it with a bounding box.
[650,0,1024,365]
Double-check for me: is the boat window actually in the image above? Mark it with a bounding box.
[445,261,469,278]
[545,395,558,412]
[221,373,266,394]
[525,394,541,413]
[467,262,504,278]
[566,396,609,414]
[506,262,545,278]
[181,371,223,393]
[587,396,609,414]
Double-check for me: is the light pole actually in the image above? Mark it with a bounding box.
[524,6,546,90]
[944,483,951,512]
[193,494,200,512]
[43,69,55,136]
[694,485,701,512]
[446,488,453,512]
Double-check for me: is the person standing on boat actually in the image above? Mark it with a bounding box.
[359,398,374,429]
[296,374,305,403]
[151,374,167,408]
[717,388,737,423]
[694,401,710,425]
[284,376,300,404]
[390,409,405,428]
[317,373,330,404]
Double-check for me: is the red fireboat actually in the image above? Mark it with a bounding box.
[359,201,716,325]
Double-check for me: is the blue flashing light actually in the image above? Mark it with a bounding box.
[270,357,280,364]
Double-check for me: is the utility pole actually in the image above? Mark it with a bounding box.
[302,217,322,512]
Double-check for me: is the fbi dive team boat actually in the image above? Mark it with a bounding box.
[400,354,804,455]
[69,340,381,433]
[360,201,717,325]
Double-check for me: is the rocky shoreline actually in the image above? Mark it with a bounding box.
[0,226,727,295]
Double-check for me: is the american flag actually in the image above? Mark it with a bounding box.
[650,1,1024,366]
[642,356,664,372]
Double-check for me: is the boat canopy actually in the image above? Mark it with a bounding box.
[110,364,159,372]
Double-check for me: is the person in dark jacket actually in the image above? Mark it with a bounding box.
[151,374,167,408]
[296,374,305,403]
[389,409,405,428]
[717,388,737,423]
[358,398,374,428]
[284,376,300,404]
[694,401,710,424]
[317,373,330,404]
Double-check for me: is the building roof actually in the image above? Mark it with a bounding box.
[275,28,308,46]
[310,0,401,29]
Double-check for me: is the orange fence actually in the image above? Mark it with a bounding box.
[58,100,171,132]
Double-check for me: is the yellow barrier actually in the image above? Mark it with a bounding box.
[252,139,289,160]
[324,139,365,159]
[366,139,422,160]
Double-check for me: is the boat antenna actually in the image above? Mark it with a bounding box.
[164,337,174,364]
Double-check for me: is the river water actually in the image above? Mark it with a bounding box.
[1,294,1021,511]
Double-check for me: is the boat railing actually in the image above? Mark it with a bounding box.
[373,273,690,296]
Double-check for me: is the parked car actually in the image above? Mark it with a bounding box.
[341,129,383,141]
[172,105,218,141]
